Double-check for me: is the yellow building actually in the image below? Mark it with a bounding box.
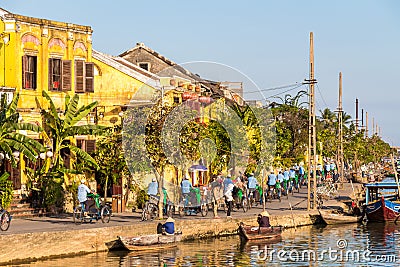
[0,8,161,192]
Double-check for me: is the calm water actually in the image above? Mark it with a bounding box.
[9,223,400,267]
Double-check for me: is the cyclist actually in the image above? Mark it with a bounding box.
[267,171,277,199]
[77,179,93,217]
[147,178,158,197]
[181,175,192,205]
[247,172,257,200]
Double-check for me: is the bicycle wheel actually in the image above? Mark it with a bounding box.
[101,205,111,223]
[201,203,208,217]
[73,206,83,225]
[242,198,248,213]
[141,202,149,221]
[1,211,11,231]
[148,203,158,220]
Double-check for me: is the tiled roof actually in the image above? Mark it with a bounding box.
[92,49,161,89]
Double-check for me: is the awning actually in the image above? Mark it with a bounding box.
[189,164,208,171]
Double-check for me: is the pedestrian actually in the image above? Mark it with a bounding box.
[210,177,222,218]
[224,182,234,219]
[181,175,192,205]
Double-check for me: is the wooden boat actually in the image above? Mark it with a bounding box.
[117,233,182,251]
[365,181,400,222]
[238,223,282,241]
[318,209,363,225]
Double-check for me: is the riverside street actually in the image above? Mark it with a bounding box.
[2,182,357,236]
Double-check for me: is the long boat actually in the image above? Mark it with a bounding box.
[318,209,363,225]
[238,223,282,241]
[365,181,400,222]
[117,233,182,251]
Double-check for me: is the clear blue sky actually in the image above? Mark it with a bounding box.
[2,0,400,146]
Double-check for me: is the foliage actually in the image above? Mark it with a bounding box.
[39,91,106,175]
[0,172,13,209]
[0,93,44,167]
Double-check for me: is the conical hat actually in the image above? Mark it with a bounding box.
[260,211,270,217]
[166,217,175,223]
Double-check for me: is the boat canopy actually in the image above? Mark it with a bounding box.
[365,182,400,204]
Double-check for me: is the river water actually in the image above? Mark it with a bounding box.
[11,222,400,267]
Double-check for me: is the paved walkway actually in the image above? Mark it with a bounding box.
[2,181,359,236]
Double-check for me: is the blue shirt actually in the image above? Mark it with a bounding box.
[147,181,158,196]
[223,178,234,193]
[277,173,284,183]
[77,183,91,203]
[325,164,331,172]
[247,176,257,189]
[283,171,290,181]
[268,174,277,186]
[330,163,336,170]
[289,170,296,178]
[181,179,192,194]
[299,166,305,175]
[163,222,174,234]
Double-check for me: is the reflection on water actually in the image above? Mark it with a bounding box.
[9,223,400,267]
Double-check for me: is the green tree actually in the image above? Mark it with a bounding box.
[38,91,106,209]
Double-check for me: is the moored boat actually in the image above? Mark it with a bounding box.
[318,209,363,225]
[365,181,400,222]
[117,233,183,251]
[238,222,282,241]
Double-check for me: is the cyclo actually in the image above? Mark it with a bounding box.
[141,188,174,221]
[232,186,248,212]
[73,192,112,224]
[177,187,208,217]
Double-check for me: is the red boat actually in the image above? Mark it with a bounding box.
[365,181,400,222]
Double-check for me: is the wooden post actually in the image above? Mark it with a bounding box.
[307,32,317,210]
[338,72,344,184]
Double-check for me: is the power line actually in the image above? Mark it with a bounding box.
[264,83,306,100]
[316,84,328,108]
[246,82,303,94]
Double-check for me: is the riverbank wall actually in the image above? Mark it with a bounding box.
[0,211,321,265]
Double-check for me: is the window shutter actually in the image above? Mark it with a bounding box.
[62,60,72,91]
[22,55,28,89]
[85,140,96,153]
[48,58,53,91]
[85,62,94,92]
[75,60,85,93]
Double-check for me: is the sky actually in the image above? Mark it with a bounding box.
[2,0,400,146]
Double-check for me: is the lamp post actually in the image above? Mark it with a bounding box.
[1,33,10,87]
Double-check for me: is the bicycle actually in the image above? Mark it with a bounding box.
[141,195,174,221]
[0,203,11,231]
[73,193,111,224]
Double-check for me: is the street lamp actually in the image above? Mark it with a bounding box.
[1,33,10,87]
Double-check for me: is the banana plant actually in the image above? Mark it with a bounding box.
[39,91,107,175]
[0,93,44,167]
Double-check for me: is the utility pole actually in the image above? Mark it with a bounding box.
[306,32,317,211]
[355,99,359,133]
[372,117,375,136]
[338,72,344,183]
[365,111,368,138]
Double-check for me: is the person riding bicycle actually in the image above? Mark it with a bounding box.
[283,169,290,193]
[147,178,158,197]
[77,179,93,217]
[267,171,277,192]
[181,175,192,205]
[247,172,257,199]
